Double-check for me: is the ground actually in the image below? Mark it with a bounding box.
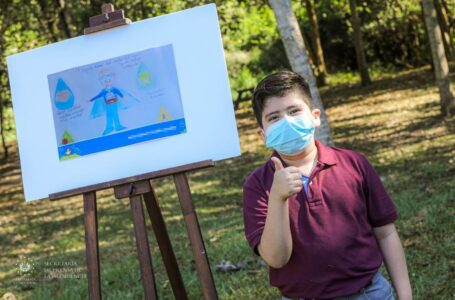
[0,65,454,299]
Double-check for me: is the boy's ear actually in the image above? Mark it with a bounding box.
[312,109,321,127]
[257,127,266,143]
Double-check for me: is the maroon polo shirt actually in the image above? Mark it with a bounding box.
[243,140,398,299]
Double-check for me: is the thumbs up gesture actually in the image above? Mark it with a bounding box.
[270,157,303,201]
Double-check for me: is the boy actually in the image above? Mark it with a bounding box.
[90,68,127,135]
[243,71,412,299]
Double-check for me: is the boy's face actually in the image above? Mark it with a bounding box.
[258,91,321,143]
[99,71,115,88]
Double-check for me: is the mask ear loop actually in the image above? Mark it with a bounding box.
[261,128,266,137]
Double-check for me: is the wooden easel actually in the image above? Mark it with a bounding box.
[50,4,219,299]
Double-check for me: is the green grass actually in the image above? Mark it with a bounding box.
[1,65,454,299]
[324,64,400,87]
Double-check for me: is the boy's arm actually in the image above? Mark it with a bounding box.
[90,90,104,102]
[374,223,412,300]
[258,157,302,269]
[113,87,124,98]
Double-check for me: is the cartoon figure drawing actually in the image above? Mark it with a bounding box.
[90,68,131,135]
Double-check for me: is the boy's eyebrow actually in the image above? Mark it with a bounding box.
[264,105,303,119]
[286,104,302,110]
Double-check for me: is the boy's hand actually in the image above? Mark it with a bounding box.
[270,157,303,201]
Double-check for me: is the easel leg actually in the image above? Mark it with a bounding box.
[83,192,102,300]
[130,195,158,300]
[173,173,218,300]
[143,184,188,300]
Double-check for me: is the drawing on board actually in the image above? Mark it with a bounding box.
[89,68,129,135]
[47,44,186,161]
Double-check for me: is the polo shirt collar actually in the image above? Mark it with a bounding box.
[315,139,337,166]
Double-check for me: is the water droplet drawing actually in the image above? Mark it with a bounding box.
[136,63,154,89]
[54,78,74,110]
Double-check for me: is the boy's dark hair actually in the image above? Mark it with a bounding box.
[252,70,313,128]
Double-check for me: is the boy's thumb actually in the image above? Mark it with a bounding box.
[271,157,284,171]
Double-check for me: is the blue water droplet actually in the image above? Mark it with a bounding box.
[136,63,154,89]
[54,78,74,110]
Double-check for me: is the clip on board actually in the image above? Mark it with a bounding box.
[48,3,219,300]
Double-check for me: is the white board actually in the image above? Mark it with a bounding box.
[7,4,240,201]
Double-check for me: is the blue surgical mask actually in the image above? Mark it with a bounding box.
[265,114,315,155]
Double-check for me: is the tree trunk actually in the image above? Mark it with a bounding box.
[55,0,72,38]
[90,0,102,12]
[268,0,333,146]
[304,0,328,86]
[0,59,8,160]
[0,25,9,160]
[433,0,452,60]
[36,0,59,42]
[302,30,317,69]
[420,1,435,73]
[348,0,371,86]
[140,1,148,19]
[421,0,455,116]
[0,90,8,161]
[440,1,454,40]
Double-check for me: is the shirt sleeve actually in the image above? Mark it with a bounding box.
[90,90,105,102]
[113,87,124,98]
[243,173,269,255]
[359,155,399,227]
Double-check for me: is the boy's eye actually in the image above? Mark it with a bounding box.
[289,109,302,115]
[268,115,279,122]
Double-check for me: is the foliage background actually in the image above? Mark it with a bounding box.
[2,0,452,142]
